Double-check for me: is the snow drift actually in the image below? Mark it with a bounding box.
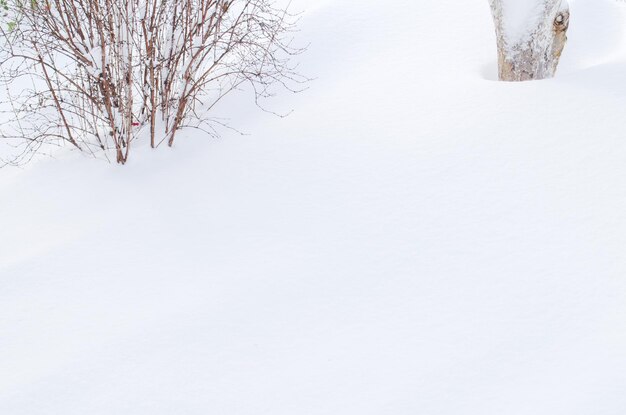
[1,0,626,414]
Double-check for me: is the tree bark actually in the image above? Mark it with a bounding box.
[489,0,570,81]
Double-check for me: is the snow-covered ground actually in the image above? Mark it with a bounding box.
[2,0,626,413]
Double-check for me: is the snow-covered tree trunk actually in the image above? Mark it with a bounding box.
[489,0,570,81]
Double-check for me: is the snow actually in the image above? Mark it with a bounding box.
[500,0,547,44]
[2,0,626,414]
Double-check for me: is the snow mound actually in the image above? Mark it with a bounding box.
[1,1,626,414]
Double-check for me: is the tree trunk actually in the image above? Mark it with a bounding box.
[489,0,570,81]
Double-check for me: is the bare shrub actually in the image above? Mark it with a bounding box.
[0,0,305,164]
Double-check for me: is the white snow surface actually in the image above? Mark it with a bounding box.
[2,0,626,414]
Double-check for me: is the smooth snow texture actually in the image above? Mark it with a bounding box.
[2,0,626,414]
